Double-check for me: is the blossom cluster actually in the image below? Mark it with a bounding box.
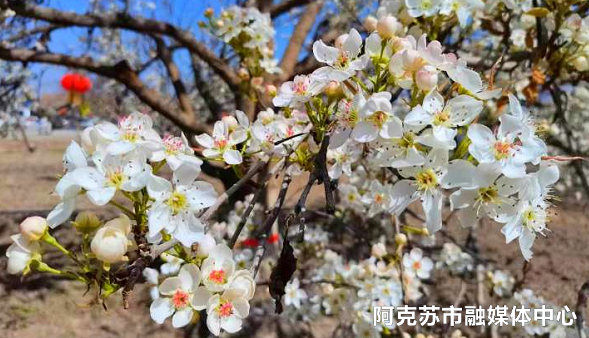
[367,0,484,30]
[149,242,255,335]
[3,4,573,338]
[203,6,280,76]
[4,111,259,336]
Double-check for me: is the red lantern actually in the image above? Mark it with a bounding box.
[61,73,92,106]
[61,73,92,93]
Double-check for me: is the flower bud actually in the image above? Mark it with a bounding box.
[104,214,131,235]
[324,81,344,98]
[395,233,407,246]
[377,16,401,39]
[20,216,48,241]
[251,76,264,88]
[204,8,214,18]
[391,37,412,52]
[72,211,102,233]
[335,34,348,50]
[364,15,378,32]
[237,68,250,81]
[266,84,277,97]
[371,243,387,258]
[215,19,224,28]
[573,56,589,72]
[91,225,129,263]
[416,67,439,91]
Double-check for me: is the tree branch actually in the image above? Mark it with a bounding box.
[1,0,240,89]
[269,0,312,18]
[0,46,209,134]
[278,1,323,82]
[190,54,224,122]
[153,35,193,116]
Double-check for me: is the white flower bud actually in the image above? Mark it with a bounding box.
[324,81,344,98]
[377,16,401,39]
[91,226,129,263]
[395,233,407,246]
[363,15,378,32]
[416,67,439,91]
[266,84,277,97]
[371,243,387,258]
[104,214,131,235]
[19,216,47,241]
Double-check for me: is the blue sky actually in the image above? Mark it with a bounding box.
[34,0,304,94]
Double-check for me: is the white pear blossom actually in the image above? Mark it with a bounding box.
[147,170,217,246]
[361,180,394,217]
[327,140,362,179]
[206,288,250,336]
[312,28,369,82]
[352,92,403,143]
[450,162,522,228]
[402,248,434,279]
[196,120,247,165]
[502,197,550,261]
[201,244,237,292]
[83,151,151,206]
[330,93,365,149]
[273,75,325,108]
[6,234,41,275]
[152,132,202,171]
[150,264,210,328]
[405,90,483,147]
[440,0,484,27]
[488,270,515,297]
[468,119,546,178]
[390,149,470,233]
[405,0,444,17]
[92,112,162,157]
[284,278,308,309]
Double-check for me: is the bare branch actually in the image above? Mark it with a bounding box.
[269,0,312,18]
[153,35,193,116]
[278,1,323,81]
[190,54,224,122]
[5,24,63,43]
[1,0,240,89]
[0,46,209,134]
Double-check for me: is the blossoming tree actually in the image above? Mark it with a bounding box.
[2,0,589,337]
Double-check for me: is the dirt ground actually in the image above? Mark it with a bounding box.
[1,131,588,338]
